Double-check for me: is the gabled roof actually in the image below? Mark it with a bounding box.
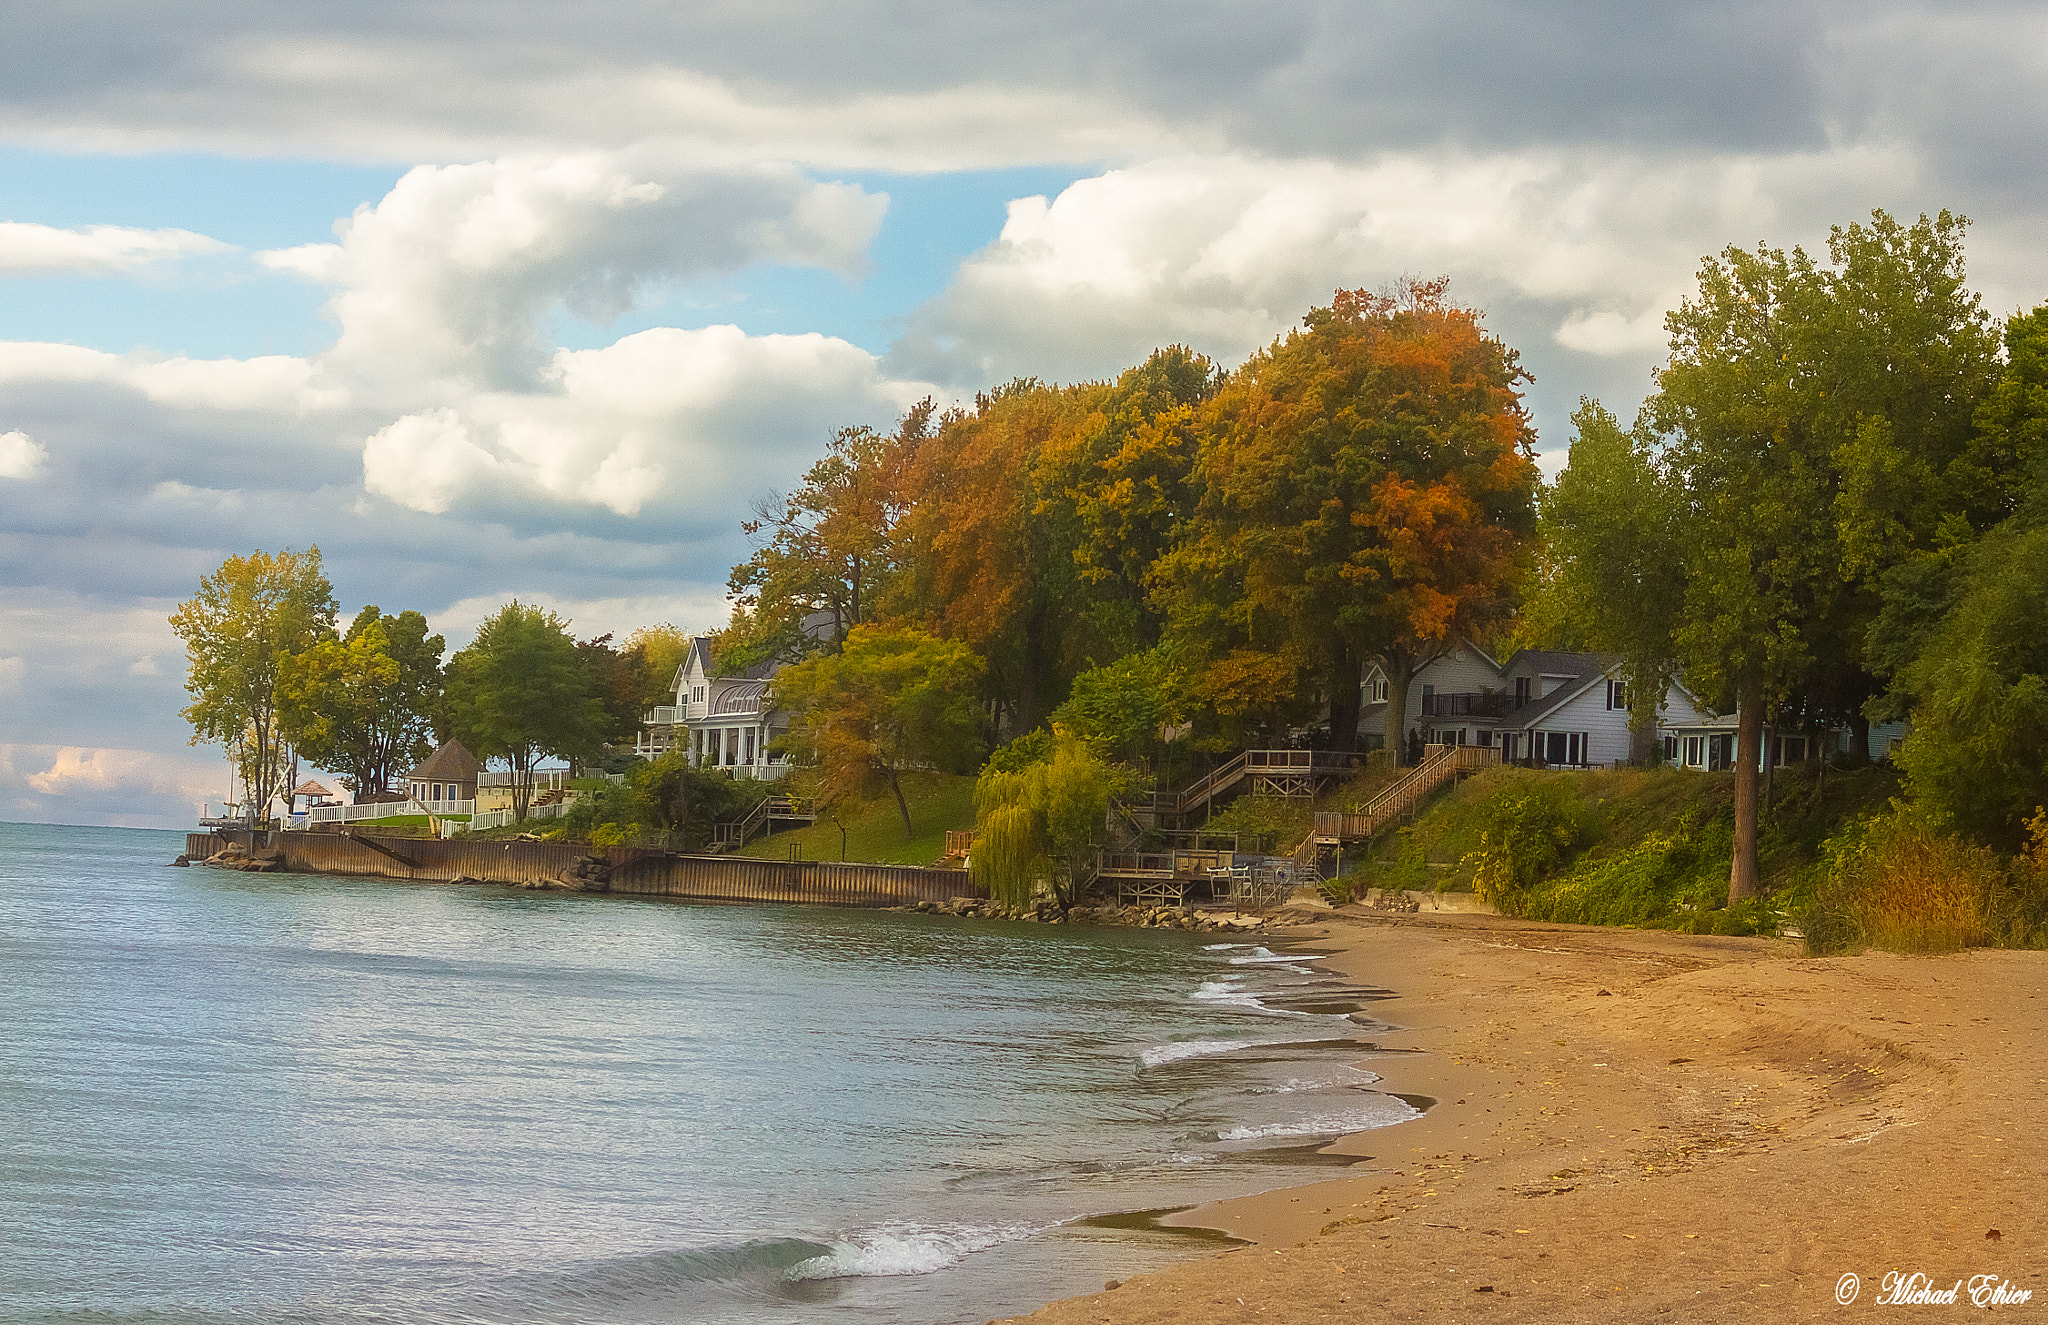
[1492,649,1621,728]
[291,779,335,798]
[1362,637,1503,682]
[410,738,484,780]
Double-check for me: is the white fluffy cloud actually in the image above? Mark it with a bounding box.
[0,344,344,414]
[0,428,49,478]
[263,151,888,390]
[892,144,1929,391]
[0,220,227,275]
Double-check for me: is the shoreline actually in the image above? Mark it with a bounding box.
[1009,908,2046,1322]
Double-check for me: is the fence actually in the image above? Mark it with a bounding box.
[462,800,572,834]
[300,799,430,827]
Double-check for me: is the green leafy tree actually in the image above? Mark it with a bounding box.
[170,548,337,824]
[772,624,986,837]
[972,732,1132,908]
[278,606,445,796]
[1049,645,1192,763]
[445,602,608,821]
[1538,400,1688,749]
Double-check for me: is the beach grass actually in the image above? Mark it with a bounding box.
[731,773,977,866]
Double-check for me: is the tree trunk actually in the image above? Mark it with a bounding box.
[1846,711,1872,766]
[1381,644,1415,767]
[1327,641,1361,752]
[512,750,533,823]
[888,767,913,839]
[1727,683,1764,905]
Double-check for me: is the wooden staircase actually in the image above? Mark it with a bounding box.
[711,796,817,852]
[1169,749,1362,820]
[1310,743,1500,847]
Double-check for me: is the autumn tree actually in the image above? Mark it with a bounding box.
[1159,281,1539,758]
[277,605,445,796]
[623,622,694,710]
[772,624,985,837]
[445,602,608,821]
[725,401,932,668]
[170,548,338,824]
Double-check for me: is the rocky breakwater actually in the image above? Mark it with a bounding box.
[182,841,281,873]
[898,895,1274,934]
[509,855,613,892]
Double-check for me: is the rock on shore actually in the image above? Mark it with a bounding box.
[900,896,1272,934]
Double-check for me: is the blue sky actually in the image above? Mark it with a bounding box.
[3,0,2046,826]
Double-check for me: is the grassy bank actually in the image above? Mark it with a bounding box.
[1342,762,1905,936]
[732,773,976,866]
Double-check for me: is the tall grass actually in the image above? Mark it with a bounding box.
[1802,807,2022,954]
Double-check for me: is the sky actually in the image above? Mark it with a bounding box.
[3,1,2046,827]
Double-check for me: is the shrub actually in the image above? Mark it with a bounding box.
[1463,784,1583,914]
[1802,807,2003,954]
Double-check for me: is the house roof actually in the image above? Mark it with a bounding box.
[410,738,484,780]
[1498,650,1619,728]
[711,679,770,715]
[291,779,335,798]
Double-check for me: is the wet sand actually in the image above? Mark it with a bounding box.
[1009,908,2046,1322]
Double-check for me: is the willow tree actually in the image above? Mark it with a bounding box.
[170,548,338,824]
[971,734,1130,908]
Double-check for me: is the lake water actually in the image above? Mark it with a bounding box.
[0,821,1421,1325]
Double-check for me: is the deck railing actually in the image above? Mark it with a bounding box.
[1313,743,1500,842]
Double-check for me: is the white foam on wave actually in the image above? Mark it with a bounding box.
[1139,1038,1259,1067]
[1202,942,1262,951]
[1250,1068,1383,1095]
[1216,1096,1422,1141]
[1192,979,1310,1017]
[1228,947,1327,966]
[785,1221,1045,1280]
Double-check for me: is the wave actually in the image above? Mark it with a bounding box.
[1227,948,1327,966]
[1139,1037,1259,1066]
[785,1221,1047,1280]
[1215,1095,1422,1141]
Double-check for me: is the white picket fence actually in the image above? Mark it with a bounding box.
[459,799,572,834]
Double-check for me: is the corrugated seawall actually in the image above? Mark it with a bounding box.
[185,830,982,908]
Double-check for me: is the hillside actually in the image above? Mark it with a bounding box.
[731,773,976,867]
[1341,761,1905,934]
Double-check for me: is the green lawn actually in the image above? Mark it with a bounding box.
[731,773,977,866]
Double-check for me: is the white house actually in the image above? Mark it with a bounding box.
[1361,643,1904,769]
[636,637,790,779]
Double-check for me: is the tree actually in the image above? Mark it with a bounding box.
[623,622,694,710]
[1641,210,2007,901]
[170,548,337,824]
[1050,645,1192,764]
[1159,281,1539,758]
[726,402,932,667]
[576,633,647,755]
[445,602,608,821]
[277,606,445,796]
[772,624,986,837]
[972,732,1131,908]
[1538,400,1688,747]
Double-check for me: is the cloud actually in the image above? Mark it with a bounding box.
[0,344,346,414]
[0,429,49,478]
[886,144,1932,433]
[0,655,22,691]
[0,743,223,827]
[0,220,228,275]
[264,151,887,390]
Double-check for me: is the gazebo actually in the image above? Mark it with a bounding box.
[406,739,483,811]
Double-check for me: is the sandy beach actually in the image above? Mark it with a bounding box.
[1012,908,2045,1323]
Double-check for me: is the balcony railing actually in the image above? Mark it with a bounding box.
[1421,690,1507,718]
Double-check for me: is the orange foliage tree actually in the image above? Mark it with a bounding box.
[1159,281,1539,757]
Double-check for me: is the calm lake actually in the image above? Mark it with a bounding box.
[0,821,1419,1324]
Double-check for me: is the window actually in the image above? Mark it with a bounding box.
[1663,735,1679,761]
[1683,736,1703,768]
[1514,676,1532,707]
[1606,679,1630,711]
[1708,733,1734,771]
[744,727,756,765]
[692,685,706,705]
[429,783,442,802]
[1476,729,1493,748]
[1501,732,1518,759]
[1421,684,1436,716]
